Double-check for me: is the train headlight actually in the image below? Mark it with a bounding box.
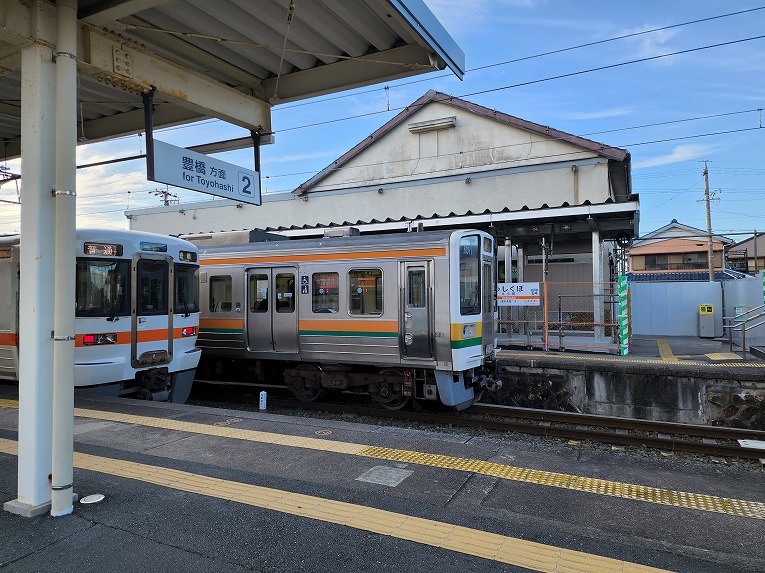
[83,333,117,346]
[181,327,196,337]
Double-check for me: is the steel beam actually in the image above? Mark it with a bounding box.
[77,24,271,131]
[262,44,438,103]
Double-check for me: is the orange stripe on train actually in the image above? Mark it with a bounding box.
[298,320,398,333]
[0,333,18,346]
[74,328,195,347]
[201,247,447,266]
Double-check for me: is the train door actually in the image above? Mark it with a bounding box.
[400,261,433,359]
[246,267,298,353]
[482,258,494,353]
[131,254,174,368]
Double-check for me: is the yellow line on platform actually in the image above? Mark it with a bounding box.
[0,437,674,573]
[1,398,762,520]
[496,350,765,368]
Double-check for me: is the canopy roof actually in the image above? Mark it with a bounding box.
[0,0,464,158]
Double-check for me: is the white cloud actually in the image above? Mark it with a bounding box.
[427,0,543,35]
[633,144,713,169]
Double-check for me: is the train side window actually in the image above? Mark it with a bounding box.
[175,264,199,314]
[459,235,481,316]
[349,269,382,316]
[312,272,339,313]
[407,268,426,308]
[275,273,295,313]
[249,274,269,313]
[209,275,232,313]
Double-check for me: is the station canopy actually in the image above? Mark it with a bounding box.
[0,0,465,158]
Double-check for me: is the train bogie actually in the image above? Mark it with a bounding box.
[195,229,500,410]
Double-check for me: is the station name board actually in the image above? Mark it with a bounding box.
[497,282,541,306]
[149,139,261,206]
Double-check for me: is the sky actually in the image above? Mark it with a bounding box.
[0,0,764,241]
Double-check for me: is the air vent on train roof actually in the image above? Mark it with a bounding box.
[324,227,360,238]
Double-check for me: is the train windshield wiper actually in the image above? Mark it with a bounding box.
[107,278,125,322]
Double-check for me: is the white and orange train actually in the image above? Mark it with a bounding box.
[192,228,500,410]
[0,229,201,402]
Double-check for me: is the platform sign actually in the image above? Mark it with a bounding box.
[497,282,540,306]
[149,139,261,205]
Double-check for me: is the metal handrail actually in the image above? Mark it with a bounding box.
[724,304,765,360]
[724,303,765,322]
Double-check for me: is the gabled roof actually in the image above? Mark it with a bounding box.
[293,89,630,195]
[634,219,733,246]
[629,237,725,255]
[732,232,765,252]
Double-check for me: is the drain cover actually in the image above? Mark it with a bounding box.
[80,494,105,505]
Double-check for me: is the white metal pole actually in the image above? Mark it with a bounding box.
[3,43,57,518]
[50,0,78,517]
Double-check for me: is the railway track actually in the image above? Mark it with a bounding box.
[254,397,765,461]
[189,381,765,460]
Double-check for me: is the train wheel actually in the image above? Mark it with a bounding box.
[287,364,324,402]
[374,369,411,410]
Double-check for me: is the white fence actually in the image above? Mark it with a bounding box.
[629,272,765,348]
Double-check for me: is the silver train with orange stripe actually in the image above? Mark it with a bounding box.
[0,229,201,402]
[194,229,500,410]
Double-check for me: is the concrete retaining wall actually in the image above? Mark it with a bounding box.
[496,361,765,429]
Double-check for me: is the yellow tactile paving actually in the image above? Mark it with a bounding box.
[496,349,765,368]
[357,446,765,519]
[705,353,743,361]
[0,437,675,573]
[1,398,763,520]
[653,338,680,363]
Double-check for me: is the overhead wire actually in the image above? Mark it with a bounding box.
[272,6,765,111]
[3,9,765,233]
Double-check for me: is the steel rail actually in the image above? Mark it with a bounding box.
[261,398,765,461]
[470,403,765,441]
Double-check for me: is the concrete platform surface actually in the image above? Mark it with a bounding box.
[1,388,763,573]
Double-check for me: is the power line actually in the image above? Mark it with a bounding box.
[277,34,765,135]
[272,6,765,112]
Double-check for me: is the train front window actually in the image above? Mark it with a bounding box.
[137,259,169,315]
[76,259,129,318]
[175,264,199,314]
[459,235,481,316]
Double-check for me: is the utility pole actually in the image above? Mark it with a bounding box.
[702,162,714,282]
